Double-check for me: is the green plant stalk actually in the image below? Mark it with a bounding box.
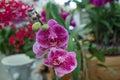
[54,70,61,80]
[72,49,81,80]
[80,41,89,80]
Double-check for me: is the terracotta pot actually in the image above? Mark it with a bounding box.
[88,54,120,80]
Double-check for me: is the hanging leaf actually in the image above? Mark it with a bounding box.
[46,2,52,21]
[50,3,65,27]
[89,47,105,62]
[65,15,71,29]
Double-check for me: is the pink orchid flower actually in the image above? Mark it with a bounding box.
[36,19,69,49]
[43,49,77,77]
[33,42,48,58]
[89,0,113,7]
[33,19,69,58]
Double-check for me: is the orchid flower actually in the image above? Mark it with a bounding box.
[43,49,77,77]
[33,19,69,58]
[89,0,113,7]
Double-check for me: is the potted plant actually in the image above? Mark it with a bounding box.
[83,0,120,79]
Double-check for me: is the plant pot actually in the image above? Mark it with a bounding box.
[87,54,120,80]
[1,54,34,80]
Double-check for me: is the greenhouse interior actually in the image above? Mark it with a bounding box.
[0,0,120,80]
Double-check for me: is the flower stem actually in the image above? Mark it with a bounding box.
[54,70,61,80]
[79,41,89,80]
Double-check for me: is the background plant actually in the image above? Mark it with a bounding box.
[0,0,35,57]
[85,0,120,46]
[0,23,35,57]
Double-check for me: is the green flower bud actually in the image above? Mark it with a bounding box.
[42,24,49,30]
[5,0,9,3]
[32,22,41,31]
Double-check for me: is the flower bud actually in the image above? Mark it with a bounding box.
[5,0,9,3]
[32,22,41,31]
[41,24,49,30]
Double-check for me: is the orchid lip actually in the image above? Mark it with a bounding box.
[53,57,65,66]
[53,60,60,66]
[49,38,57,47]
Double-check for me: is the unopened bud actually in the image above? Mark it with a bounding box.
[41,24,49,30]
[32,22,41,31]
[5,0,9,3]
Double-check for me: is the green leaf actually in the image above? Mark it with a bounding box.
[97,64,117,74]
[114,22,120,28]
[107,67,117,74]
[0,44,6,53]
[103,48,118,54]
[82,0,88,6]
[1,28,6,38]
[65,15,71,29]
[67,35,73,51]
[90,47,105,62]
[50,3,65,27]
[103,34,109,45]
[46,2,52,21]
[5,28,13,38]
[73,26,82,38]
[97,63,107,68]
[72,50,81,80]
[26,50,35,58]
[88,10,99,22]
[23,42,34,51]
[100,20,113,33]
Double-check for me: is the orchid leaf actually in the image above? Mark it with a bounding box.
[65,15,71,29]
[50,3,65,27]
[67,35,73,51]
[46,2,52,21]
[100,20,113,33]
[89,47,105,62]
[72,50,81,80]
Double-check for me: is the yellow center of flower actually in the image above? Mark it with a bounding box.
[50,38,57,47]
[53,60,59,66]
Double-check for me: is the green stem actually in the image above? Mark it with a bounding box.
[54,70,61,80]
